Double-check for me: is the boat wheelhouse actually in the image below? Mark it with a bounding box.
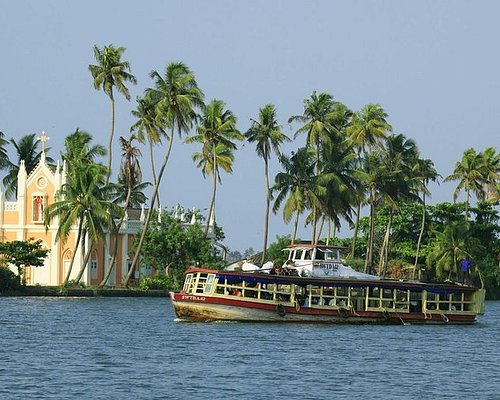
[169,245,486,324]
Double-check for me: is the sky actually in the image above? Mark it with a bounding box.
[0,1,499,253]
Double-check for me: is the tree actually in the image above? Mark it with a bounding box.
[3,133,54,199]
[89,44,137,183]
[0,239,49,284]
[444,148,486,218]
[273,147,325,243]
[426,221,476,281]
[125,61,204,286]
[412,157,439,278]
[480,147,500,202]
[289,92,339,241]
[347,104,392,258]
[186,99,243,235]
[131,95,164,207]
[100,134,146,287]
[0,131,10,172]
[138,209,223,289]
[245,104,290,263]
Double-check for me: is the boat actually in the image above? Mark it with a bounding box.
[169,244,486,324]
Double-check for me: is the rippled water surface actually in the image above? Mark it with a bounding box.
[0,297,498,399]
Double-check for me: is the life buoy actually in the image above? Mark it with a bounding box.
[338,307,349,318]
[276,304,286,317]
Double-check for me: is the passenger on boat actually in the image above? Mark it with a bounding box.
[461,258,471,285]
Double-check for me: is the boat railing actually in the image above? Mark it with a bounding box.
[181,270,485,316]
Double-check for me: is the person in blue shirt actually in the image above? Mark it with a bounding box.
[460,258,471,285]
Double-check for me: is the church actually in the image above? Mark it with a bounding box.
[0,133,144,286]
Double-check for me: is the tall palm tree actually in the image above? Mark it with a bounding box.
[444,148,485,218]
[289,91,338,241]
[3,133,54,199]
[131,95,164,207]
[124,61,204,286]
[412,157,439,279]
[480,147,500,202]
[375,134,419,276]
[347,104,392,258]
[0,131,10,172]
[100,134,145,287]
[186,99,243,235]
[89,44,137,183]
[273,147,325,243]
[245,104,290,263]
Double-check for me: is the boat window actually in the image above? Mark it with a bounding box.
[183,274,194,293]
[204,274,215,294]
[304,250,312,260]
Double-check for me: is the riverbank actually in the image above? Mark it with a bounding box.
[0,285,168,297]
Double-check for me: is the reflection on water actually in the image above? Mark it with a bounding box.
[0,297,498,399]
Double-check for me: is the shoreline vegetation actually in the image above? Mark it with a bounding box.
[1,285,167,298]
[0,44,498,298]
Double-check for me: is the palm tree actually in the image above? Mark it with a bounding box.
[3,133,55,199]
[318,138,360,244]
[375,134,419,276]
[426,222,472,281]
[412,157,439,279]
[273,147,325,243]
[124,61,204,286]
[289,92,339,241]
[186,99,243,235]
[347,104,392,259]
[44,162,117,284]
[131,95,164,207]
[89,44,137,183]
[444,148,486,218]
[480,147,500,202]
[0,131,10,172]
[62,128,106,166]
[245,104,290,263]
[100,134,145,287]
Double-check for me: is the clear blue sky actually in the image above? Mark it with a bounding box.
[1,1,499,252]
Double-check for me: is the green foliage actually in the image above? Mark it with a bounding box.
[0,239,49,282]
[266,235,292,265]
[136,208,224,276]
[139,274,173,290]
[0,266,20,292]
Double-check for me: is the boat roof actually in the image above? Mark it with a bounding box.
[184,268,477,294]
[284,244,350,251]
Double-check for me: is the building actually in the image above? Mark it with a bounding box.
[0,134,143,286]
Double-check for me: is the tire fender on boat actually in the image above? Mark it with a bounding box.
[276,304,286,317]
[382,310,391,321]
[338,308,349,318]
[442,314,449,324]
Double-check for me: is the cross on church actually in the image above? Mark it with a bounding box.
[39,131,50,152]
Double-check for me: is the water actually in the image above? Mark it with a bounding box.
[0,297,498,400]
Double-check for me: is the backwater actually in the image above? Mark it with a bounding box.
[0,297,498,399]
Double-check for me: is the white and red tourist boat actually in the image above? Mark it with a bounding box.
[169,244,486,324]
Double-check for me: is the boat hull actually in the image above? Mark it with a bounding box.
[169,293,477,324]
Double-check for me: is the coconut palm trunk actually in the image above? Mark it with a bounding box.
[351,204,361,258]
[124,130,175,286]
[378,209,393,277]
[74,242,95,283]
[205,147,218,237]
[148,141,160,208]
[106,96,115,184]
[365,189,376,274]
[100,188,132,287]
[292,211,300,244]
[413,192,427,279]
[261,159,271,264]
[63,219,84,284]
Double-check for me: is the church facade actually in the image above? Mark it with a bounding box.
[0,145,143,286]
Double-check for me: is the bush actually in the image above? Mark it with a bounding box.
[139,275,173,291]
[0,266,20,292]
